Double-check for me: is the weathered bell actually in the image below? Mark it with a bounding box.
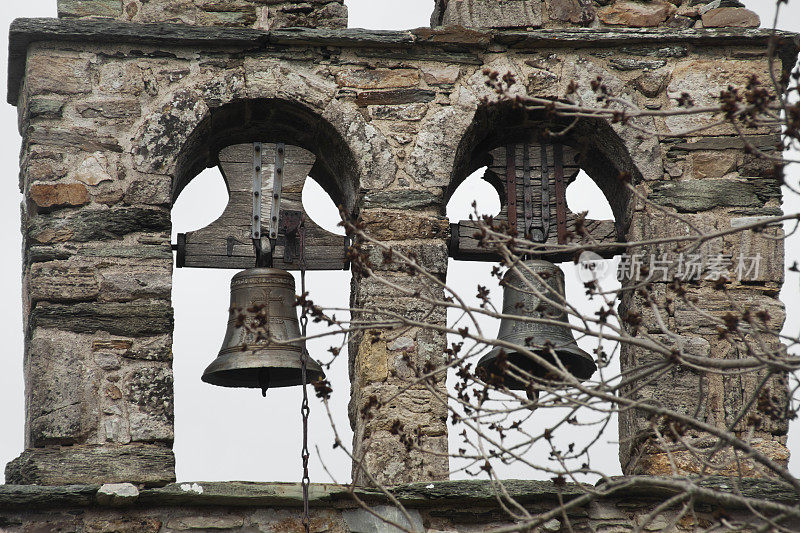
[476,260,596,392]
[202,268,325,391]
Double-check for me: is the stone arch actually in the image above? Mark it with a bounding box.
[130,67,397,212]
[448,101,639,229]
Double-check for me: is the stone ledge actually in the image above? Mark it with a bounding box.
[0,477,795,511]
[8,17,800,104]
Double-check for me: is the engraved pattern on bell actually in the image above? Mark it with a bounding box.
[202,268,325,389]
[476,260,596,390]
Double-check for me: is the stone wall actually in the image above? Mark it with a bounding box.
[56,0,348,29]
[0,479,796,532]
[7,16,796,487]
[431,0,761,30]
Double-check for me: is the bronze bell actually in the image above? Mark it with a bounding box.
[202,267,325,392]
[476,260,596,394]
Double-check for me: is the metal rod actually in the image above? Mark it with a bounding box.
[269,143,286,241]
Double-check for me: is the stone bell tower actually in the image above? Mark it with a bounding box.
[1,0,799,530]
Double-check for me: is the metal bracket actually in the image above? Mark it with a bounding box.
[269,143,286,241]
[175,233,186,268]
[252,142,263,240]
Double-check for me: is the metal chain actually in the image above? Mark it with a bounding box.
[299,216,311,533]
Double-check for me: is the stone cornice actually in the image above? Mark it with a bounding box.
[7,17,800,105]
[0,477,796,511]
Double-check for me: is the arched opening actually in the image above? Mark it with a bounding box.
[303,176,346,236]
[169,98,356,483]
[446,166,502,221]
[566,170,615,221]
[444,103,635,482]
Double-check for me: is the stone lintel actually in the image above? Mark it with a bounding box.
[8,17,800,104]
[0,478,795,511]
[5,444,175,488]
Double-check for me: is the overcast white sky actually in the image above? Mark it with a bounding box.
[0,1,798,485]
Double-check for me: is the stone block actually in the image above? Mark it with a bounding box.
[665,60,777,135]
[74,153,118,186]
[439,0,543,28]
[368,103,430,122]
[343,506,424,533]
[630,71,669,98]
[598,0,676,27]
[197,8,258,28]
[30,300,174,337]
[355,89,436,107]
[626,209,784,284]
[123,175,172,206]
[355,333,390,384]
[165,515,245,530]
[421,65,460,86]
[362,242,449,275]
[363,189,442,210]
[673,289,785,334]
[548,0,595,25]
[701,7,760,28]
[262,2,348,30]
[97,265,172,302]
[84,517,162,533]
[29,182,90,209]
[361,210,449,241]
[648,179,779,213]
[26,329,97,446]
[27,207,170,244]
[5,443,175,486]
[28,261,99,303]
[26,124,123,153]
[619,334,711,449]
[632,439,789,478]
[335,68,420,90]
[28,97,66,119]
[690,150,738,179]
[125,366,174,443]
[75,98,142,120]
[26,54,93,96]
[58,0,124,18]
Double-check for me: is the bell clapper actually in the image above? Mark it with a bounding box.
[259,368,271,397]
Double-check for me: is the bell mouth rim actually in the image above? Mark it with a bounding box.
[477,344,597,386]
[202,349,326,389]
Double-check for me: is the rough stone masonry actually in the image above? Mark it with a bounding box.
[2,0,799,529]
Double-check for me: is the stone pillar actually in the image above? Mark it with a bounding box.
[431,0,760,30]
[57,0,348,29]
[619,131,789,478]
[5,46,175,486]
[349,199,450,486]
